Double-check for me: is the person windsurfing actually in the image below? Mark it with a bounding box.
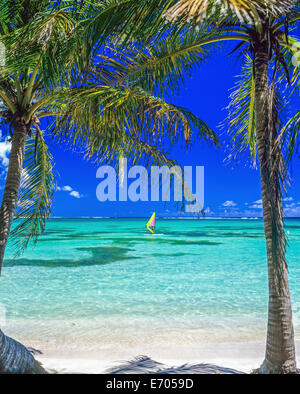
[146,212,156,234]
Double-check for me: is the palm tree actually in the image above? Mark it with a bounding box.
[164,0,300,374]
[0,1,218,373]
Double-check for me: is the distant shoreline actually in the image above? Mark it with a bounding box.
[45,216,300,220]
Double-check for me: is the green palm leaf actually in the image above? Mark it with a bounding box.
[1,9,77,89]
[279,36,300,94]
[9,129,55,255]
[276,110,300,166]
[226,54,256,164]
[94,28,220,98]
[81,0,176,51]
[166,0,294,24]
[52,83,217,161]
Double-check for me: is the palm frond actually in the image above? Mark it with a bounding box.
[49,83,217,170]
[226,54,256,165]
[9,128,55,255]
[276,110,300,167]
[267,80,288,190]
[1,9,78,89]
[81,0,176,52]
[165,0,294,25]
[85,130,176,170]
[278,36,300,95]
[92,28,220,99]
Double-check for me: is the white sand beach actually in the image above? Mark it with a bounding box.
[34,340,300,374]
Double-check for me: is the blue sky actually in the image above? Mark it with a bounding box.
[0,42,300,218]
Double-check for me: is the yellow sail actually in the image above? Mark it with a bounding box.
[146,212,156,234]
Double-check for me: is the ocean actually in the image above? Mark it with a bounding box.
[0,218,299,363]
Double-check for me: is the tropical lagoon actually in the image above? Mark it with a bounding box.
[1,218,299,372]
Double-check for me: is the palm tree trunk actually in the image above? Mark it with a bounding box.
[0,120,27,274]
[0,329,46,374]
[254,43,298,374]
[0,119,47,373]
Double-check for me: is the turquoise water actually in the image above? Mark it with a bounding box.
[0,218,299,353]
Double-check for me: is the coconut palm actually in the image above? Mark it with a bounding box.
[0,1,218,373]
[163,0,300,374]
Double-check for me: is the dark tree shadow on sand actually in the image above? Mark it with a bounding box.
[104,355,245,374]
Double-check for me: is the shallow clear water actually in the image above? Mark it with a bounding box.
[0,218,299,353]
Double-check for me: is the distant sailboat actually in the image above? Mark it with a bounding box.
[146,212,156,234]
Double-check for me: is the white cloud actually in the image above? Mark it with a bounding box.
[250,203,262,209]
[62,185,72,192]
[253,199,262,204]
[284,205,300,217]
[247,197,295,210]
[222,200,237,207]
[285,203,296,208]
[248,198,263,209]
[57,184,83,199]
[0,140,11,168]
[249,197,295,210]
[243,197,300,216]
[69,190,81,199]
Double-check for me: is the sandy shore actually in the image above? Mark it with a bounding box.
[34,340,300,374]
